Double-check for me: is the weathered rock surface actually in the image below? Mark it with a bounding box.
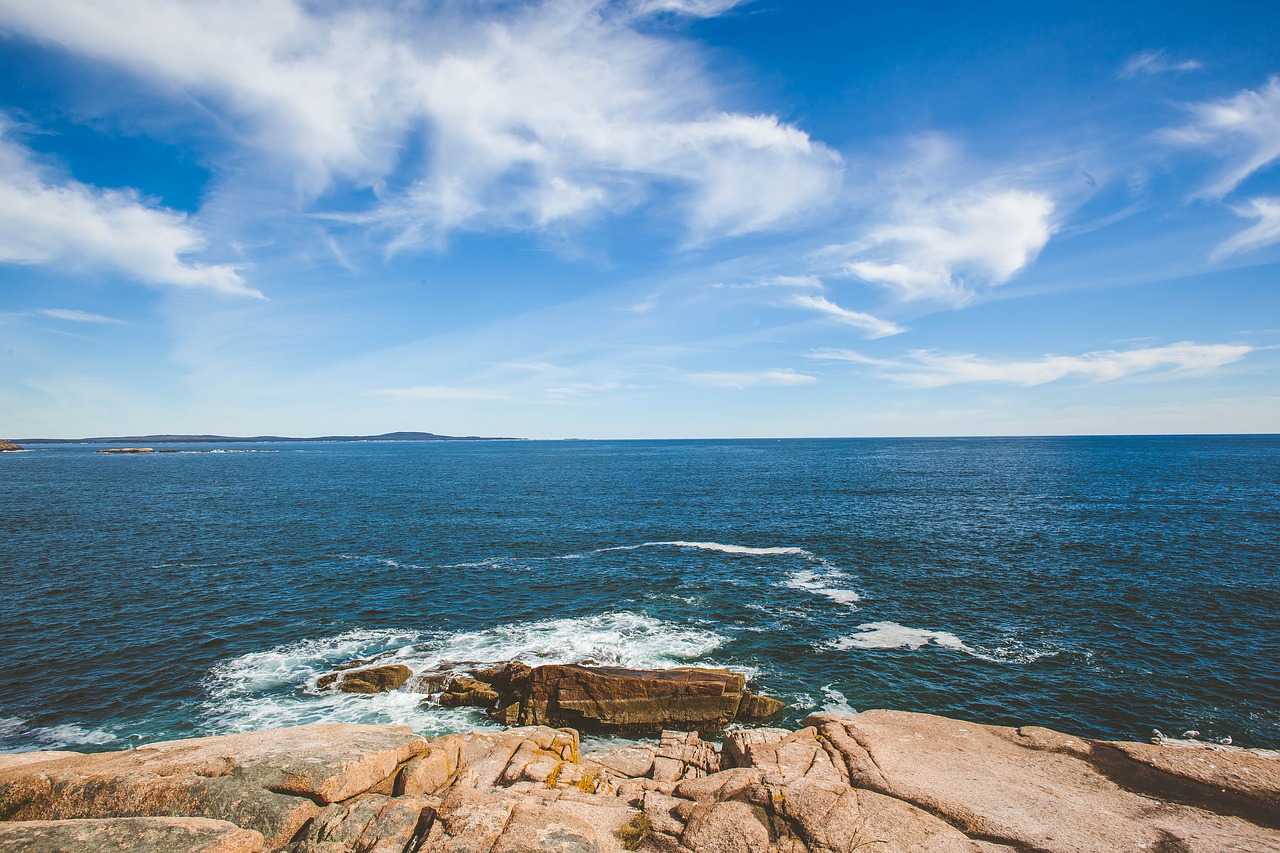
[0,441,22,452]
[95,447,155,453]
[1,711,1276,852]
[318,664,412,694]
[485,662,766,736]
[0,817,265,852]
[0,724,430,847]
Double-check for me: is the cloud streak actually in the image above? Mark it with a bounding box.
[786,294,904,338]
[683,368,816,389]
[1213,196,1280,259]
[36,309,124,324]
[1118,50,1202,79]
[0,121,253,296]
[1161,76,1280,199]
[811,343,1252,387]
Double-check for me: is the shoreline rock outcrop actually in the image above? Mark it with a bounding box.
[1,710,1276,852]
[0,441,23,452]
[441,662,785,735]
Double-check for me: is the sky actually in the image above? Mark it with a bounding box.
[0,0,1277,439]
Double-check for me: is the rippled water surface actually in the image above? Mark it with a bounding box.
[1,436,1277,751]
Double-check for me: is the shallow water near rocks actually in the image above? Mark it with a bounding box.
[1,436,1277,752]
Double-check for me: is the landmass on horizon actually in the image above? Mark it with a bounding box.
[14,431,524,445]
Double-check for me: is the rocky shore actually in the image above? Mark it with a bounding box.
[1,705,1276,852]
[0,440,23,452]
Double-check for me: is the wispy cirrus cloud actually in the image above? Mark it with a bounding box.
[0,120,254,297]
[629,0,748,18]
[0,0,840,249]
[682,368,816,389]
[824,187,1056,304]
[786,294,904,338]
[811,342,1252,387]
[36,309,124,324]
[1161,76,1280,200]
[1212,196,1280,259]
[1118,50,1202,79]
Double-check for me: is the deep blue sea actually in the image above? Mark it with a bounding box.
[1,436,1278,753]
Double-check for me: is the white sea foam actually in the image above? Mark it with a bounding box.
[827,621,972,652]
[825,621,1059,664]
[600,541,811,557]
[782,569,861,605]
[203,612,734,736]
[820,685,858,716]
[0,717,121,751]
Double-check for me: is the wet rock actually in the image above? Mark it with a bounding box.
[0,817,265,852]
[317,663,412,694]
[96,447,154,454]
[735,692,785,724]
[439,676,501,709]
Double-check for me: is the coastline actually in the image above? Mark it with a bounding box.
[1,708,1276,852]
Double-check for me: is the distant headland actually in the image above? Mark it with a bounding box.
[15,431,524,445]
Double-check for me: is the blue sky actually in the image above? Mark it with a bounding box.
[0,0,1277,439]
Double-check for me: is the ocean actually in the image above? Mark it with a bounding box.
[1,436,1277,752]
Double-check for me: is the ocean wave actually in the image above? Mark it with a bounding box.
[598,541,811,557]
[202,612,733,736]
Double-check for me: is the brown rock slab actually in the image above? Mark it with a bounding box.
[0,440,23,452]
[0,816,265,852]
[0,723,429,847]
[0,752,82,772]
[806,710,1280,853]
[499,664,751,736]
[439,676,501,708]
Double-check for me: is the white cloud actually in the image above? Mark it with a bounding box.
[711,274,826,290]
[36,309,124,324]
[0,0,840,247]
[630,0,747,17]
[1212,196,1280,259]
[1118,50,1202,79]
[786,294,904,338]
[1161,76,1280,199]
[828,188,1056,304]
[683,368,817,389]
[0,122,254,297]
[812,343,1253,387]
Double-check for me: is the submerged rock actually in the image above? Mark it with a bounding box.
[317,663,412,694]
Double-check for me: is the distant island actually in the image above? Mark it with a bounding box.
[16,431,523,445]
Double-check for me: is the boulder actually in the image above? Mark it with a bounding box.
[0,440,23,452]
[0,817,265,852]
[439,676,501,709]
[489,663,765,736]
[318,663,412,694]
[0,724,429,847]
[735,692,785,723]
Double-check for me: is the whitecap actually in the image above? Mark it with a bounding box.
[820,685,858,716]
[0,719,121,751]
[826,621,972,652]
[781,569,861,606]
[599,541,811,557]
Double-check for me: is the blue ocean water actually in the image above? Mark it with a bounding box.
[1,436,1277,753]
